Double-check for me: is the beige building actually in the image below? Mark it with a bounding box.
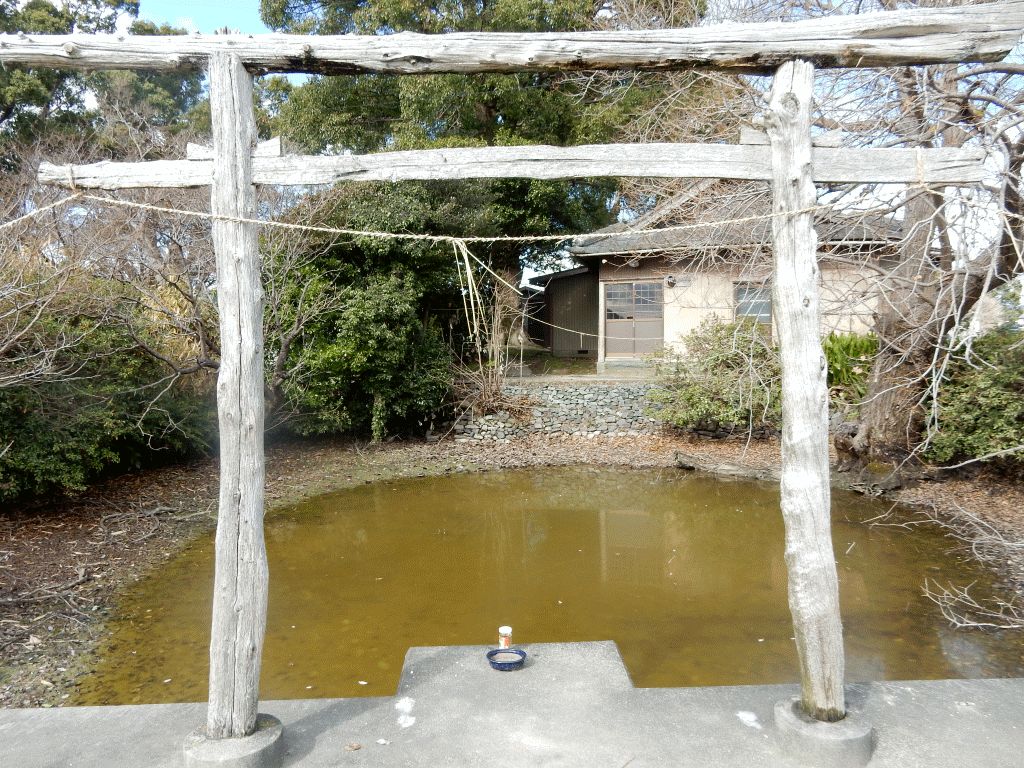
[535,187,899,366]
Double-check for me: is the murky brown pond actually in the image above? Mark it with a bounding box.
[74,468,1024,705]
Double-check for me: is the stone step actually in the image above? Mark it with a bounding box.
[2,643,1022,767]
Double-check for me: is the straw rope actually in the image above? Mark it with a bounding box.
[1,190,876,245]
[0,184,929,345]
[0,194,82,233]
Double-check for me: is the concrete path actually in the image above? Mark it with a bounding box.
[1,642,1021,767]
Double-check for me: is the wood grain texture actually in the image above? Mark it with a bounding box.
[3,1,1023,74]
[38,143,986,188]
[205,53,268,740]
[767,60,847,723]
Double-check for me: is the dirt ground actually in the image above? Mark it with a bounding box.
[2,432,1022,709]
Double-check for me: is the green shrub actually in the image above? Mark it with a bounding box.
[649,318,782,434]
[0,319,215,502]
[822,332,877,404]
[927,328,1024,469]
[277,272,452,441]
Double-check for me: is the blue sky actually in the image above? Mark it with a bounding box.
[135,1,273,35]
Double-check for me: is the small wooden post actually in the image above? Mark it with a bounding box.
[766,59,847,722]
[206,52,268,739]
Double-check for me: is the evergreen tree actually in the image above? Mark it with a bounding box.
[258,0,638,274]
[0,1,139,136]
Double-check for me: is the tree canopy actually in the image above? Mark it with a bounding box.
[0,0,139,136]
[257,0,648,273]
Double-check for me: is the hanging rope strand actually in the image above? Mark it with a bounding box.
[64,191,901,248]
[453,241,476,345]
[0,194,82,233]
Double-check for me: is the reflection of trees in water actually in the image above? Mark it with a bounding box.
[481,505,514,573]
[78,469,1024,704]
[479,506,548,575]
[600,509,664,586]
[831,500,1024,681]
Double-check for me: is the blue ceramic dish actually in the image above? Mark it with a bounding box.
[486,648,527,671]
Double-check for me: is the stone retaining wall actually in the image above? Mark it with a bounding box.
[454,380,659,442]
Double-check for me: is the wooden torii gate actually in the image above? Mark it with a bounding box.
[3,0,1020,748]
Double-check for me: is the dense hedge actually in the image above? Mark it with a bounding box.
[649,318,782,434]
[928,328,1024,470]
[276,272,452,442]
[0,319,215,502]
[649,321,880,436]
[0,272,455,501]
[1,252,458,503]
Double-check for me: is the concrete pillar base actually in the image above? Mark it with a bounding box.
[774,698,874,768]
[183,714,284,768]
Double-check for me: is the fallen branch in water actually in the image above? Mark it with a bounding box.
[923,579,1024,630]
[866,499,1022,565]
[868,499,1023,630]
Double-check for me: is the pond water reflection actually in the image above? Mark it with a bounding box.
[74,467,1024,705]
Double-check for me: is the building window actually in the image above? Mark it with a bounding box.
[605,282,663,320]
[735,283,771,326]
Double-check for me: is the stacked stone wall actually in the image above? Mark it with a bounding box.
[454,381,659,443]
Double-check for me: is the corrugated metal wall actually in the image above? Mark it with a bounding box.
[548,273,599,357]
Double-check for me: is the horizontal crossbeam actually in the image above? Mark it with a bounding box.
[4,2,1024,74]
[39,143,987,188]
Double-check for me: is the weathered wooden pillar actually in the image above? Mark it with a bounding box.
[206,52,268,739]
[765,59,846,722]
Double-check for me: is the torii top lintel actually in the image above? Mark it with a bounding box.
[2,2,1023,75]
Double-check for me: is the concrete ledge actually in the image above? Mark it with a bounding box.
[1,644,1022,767]
[774,698,874,768]
[183,714,284,768]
